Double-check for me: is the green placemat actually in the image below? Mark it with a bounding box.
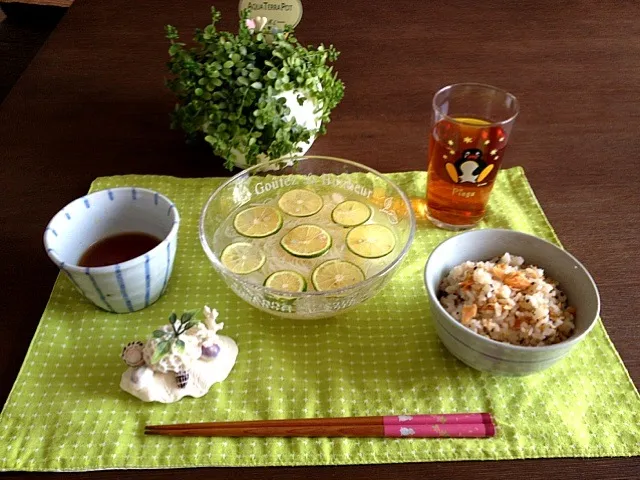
[1,167,638,471]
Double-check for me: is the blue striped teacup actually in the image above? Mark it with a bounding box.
[44,187,180,313]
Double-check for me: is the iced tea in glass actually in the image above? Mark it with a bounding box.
[426,83,519,230]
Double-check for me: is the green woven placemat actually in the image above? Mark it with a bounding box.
[1,167,638,471]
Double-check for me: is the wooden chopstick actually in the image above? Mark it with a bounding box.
[146,413,492,430]
[144,413,495,439]
[144,423,495,438]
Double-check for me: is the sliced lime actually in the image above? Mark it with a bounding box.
[331,200,372,227]
[280,224,332,258]
[278,189,323,217]
[346,224,396,258]
[264,270,307,292]
[233,205,283,238]
[311,259,365,291]
[220,242,266,274]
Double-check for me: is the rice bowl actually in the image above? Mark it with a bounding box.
[424,229,600,376]
[438,253,575,347]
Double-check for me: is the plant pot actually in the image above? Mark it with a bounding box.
[229,89,322,169]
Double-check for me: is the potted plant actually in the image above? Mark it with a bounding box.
[165,7,345,170]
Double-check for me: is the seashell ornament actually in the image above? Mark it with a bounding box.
[119,305,238,403]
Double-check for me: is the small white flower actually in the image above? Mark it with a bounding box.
[246,16,268,33]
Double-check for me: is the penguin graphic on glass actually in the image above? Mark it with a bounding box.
[445,149,495,184]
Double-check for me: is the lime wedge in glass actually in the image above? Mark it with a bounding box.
[346,224,396,258]
[280,224,332,258]
[264,270,307,292]
[233,205,283,238]
[278,189,323,217]
[311,259,365,291]
[331,200,372,227]
[220,242,266,274]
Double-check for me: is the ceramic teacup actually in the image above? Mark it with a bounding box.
[44,187,180,313]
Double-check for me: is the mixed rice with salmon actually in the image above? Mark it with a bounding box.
[438,253,575,346]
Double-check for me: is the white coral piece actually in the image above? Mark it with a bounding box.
[203,305,224,335]
[187,322,219,347]
[142,331,201,374]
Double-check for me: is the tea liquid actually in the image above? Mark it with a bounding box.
[78,232,161,267]
[426,116,508,227]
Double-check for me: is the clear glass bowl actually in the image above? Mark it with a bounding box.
[199,156,416,319]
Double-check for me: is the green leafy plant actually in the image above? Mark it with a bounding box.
[150,310,200,364]
[165,7,345,169]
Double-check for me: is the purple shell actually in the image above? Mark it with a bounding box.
[201,343,220,358]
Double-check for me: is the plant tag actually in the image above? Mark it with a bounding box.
[239,0,303,30]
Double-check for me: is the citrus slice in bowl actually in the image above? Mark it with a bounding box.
[264,270,307,292]
[278,189,323,217]
[346,224,396,258]
[331,200,372,227]
[220,242,266,274]
[280,224,332,258]
[311,259,365,291]
[233,205,283,238]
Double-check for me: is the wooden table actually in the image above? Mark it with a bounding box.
[1,0,638,478]
[0,0,72,8]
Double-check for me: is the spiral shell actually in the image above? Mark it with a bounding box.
[175,371,190,389]
[121,341,145,367]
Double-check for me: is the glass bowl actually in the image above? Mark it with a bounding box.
[199,155,416,319]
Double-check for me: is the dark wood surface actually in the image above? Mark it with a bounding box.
[1,0,639,478]
[0,4,65,102]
